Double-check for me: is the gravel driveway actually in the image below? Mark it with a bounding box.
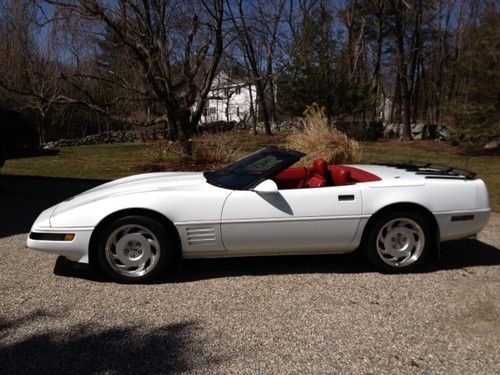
[1,176,499,374]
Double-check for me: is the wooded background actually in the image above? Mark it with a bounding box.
[0,0,498,156]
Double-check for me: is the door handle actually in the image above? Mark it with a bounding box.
[338,195,355,201]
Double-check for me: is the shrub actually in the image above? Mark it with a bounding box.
[139,132,242,172]
[192,132,242,169]
[286,104,361,166]
[198,121,236,133]
[139,140,178,171]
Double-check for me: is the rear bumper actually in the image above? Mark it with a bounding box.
[436,209,491,241]
[27,227,93,263]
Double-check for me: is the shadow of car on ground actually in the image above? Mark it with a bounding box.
[0,310,220,373]
[53,238,500,283]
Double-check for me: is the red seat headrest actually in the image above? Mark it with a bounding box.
[307,176,327,188]
[306,159,329,188]
[332,168,351,186]
[312,159,328,177]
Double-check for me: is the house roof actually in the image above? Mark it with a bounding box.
[210,70,248,90]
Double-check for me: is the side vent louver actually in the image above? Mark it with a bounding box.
[186,226,216,246]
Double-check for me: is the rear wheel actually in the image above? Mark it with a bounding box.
[97,215,173,283]
[365,211,431,273]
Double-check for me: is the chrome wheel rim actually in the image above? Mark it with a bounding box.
[376,218,425,268]
[105,224,161,278]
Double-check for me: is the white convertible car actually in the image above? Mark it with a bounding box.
[28,147,491,282]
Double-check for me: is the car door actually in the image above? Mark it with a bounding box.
[220,184,362,254]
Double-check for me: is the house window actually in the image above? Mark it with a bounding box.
[208,107,216,115]
[235,87,241,95]
[236,107,240,117]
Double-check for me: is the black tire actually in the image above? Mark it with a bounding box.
[96,215,174,283]
[364,211,432,273]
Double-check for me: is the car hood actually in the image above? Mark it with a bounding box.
[51,172,207,218]
[82,172,206,195]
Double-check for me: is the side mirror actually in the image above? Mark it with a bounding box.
[252,179,279,194]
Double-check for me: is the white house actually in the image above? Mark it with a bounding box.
[198,71,258,123]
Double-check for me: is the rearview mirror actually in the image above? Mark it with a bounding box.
[252,179,279,194]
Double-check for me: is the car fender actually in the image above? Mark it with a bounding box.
[49,189,231,228]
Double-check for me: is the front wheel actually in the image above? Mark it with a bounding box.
[365,212,432,273]
[97,215,173,283]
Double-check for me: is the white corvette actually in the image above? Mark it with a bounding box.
[28,147,491,282]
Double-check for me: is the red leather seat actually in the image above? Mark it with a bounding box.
[332,167,351,186]
[274,167,309,189]
[307,159,328,188]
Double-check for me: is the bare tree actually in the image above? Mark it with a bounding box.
[340,1,367,85]
[390,0,412,140]
[45,0,224,158]
[0,0,495,150]
[227,0,285,136]
[369,0,388,121]
[0,0,63,145]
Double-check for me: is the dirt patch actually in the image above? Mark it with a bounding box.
[479,212,500,247]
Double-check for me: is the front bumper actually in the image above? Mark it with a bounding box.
[27,227,93,263]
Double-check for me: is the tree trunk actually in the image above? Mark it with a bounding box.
[392,72,402,124]
[256,80,272,135]
[231,0,276,137]
[269,79,278,125]
[169,108,193,160]
[393,0,412,140]
[106,119,111,143]
[225,92,233,122]
[434,0,450,125]
[408,0,422,124]
[248,82,258,135]
[399,63,412,140]
[412,53,424,122]
[97,113,102,137]
[168,118,178,141]
[371,2,385,121]
[39,115,46,145]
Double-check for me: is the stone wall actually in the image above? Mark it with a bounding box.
[42,121,450,149]
[383,123,449,140]
[44,129,168,149]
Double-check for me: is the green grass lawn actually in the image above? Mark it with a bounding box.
[2,140,499,210]
[2,143,145,180]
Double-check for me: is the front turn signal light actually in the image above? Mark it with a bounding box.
[64,234,75,241]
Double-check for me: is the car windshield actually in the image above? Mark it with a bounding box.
[204,147,303,190]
